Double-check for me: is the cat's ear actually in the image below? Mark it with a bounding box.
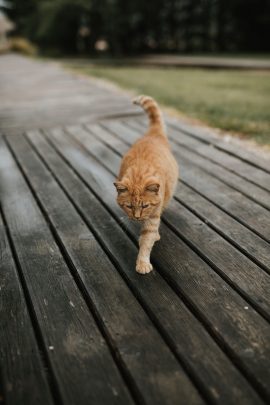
[114,181,128,194]
[145,183,160,194]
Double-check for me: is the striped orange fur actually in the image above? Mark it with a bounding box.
[114,95,179,274]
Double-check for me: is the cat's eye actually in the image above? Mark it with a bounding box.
[126,204,132,209]
[142,204,149,208]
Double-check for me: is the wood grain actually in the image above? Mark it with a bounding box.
[27,128,264,405]
[0,137,133,405]
[8,133,204,405]
[45,125,270,400]
[0,213,54,405]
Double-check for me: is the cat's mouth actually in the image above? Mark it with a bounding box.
[131,217,144,222]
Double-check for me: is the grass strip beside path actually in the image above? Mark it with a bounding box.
[66,62,270,145]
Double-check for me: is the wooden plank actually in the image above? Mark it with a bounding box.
[174,183,270,271]
[0,137,134,405]
[0,213,54,405]
[105,120,139,144]
[46,125,270,401]
[171,130,270,191]
[168,119,270,175]
[127,119,270,210]
[28,129,264,405]
[89,123,270,273]
[0,55,143,136]
[169,131,270,210]
[8,133,204,405]
[76,124,270,319]
[85,123,130,155]
[163,198,270,315]
[170,152,270,241]
[103,120,270,243]
[168,122,270,192]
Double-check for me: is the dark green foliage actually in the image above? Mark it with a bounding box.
[5,0,270,54]
[6,0,90,54]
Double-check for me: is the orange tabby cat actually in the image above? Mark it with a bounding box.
[114,95,179,274]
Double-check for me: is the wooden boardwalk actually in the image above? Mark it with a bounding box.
[1,55,270,405]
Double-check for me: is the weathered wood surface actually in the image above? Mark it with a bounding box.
[0,54,140,135]
[1,54,270,405]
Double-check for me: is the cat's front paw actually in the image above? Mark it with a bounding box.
[136,260,153,274]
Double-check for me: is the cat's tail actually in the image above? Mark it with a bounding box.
[132,95,166,135]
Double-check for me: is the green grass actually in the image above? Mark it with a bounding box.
[66,62,270,145]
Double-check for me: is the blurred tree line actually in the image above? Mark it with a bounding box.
[4,0,270,54]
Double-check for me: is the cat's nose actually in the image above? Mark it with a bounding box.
[134,209,141,219]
